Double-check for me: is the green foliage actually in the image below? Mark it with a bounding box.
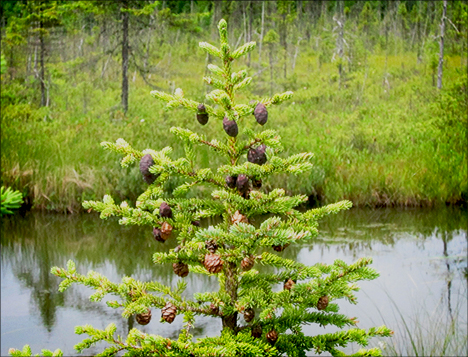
[263,29,279,45]
[8,345,62,357]
[0,53,6,75]
[9,19,391,357]
[1,186,23,215]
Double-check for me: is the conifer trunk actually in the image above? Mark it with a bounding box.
[222,262,238,333]
[212,1,222,40]
[247,1,252,67]
[8,43,14,80]
[416,1,422,64]
[121,0,129,113]
[280,11,287,79]
[269,44,274,96]
[437,0,447,90]
[258,2,264,65]
[39,26,46,107]
[297,0,302,32]
[26,35,32,78]
[336,0,345,89]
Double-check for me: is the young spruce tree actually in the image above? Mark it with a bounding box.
[10,20,391,357]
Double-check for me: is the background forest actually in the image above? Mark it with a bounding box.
[1,0,467,213]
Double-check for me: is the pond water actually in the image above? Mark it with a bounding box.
[1,207,467,356]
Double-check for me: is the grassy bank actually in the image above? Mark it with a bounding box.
[1,46,467,212]
[378,285,468,357]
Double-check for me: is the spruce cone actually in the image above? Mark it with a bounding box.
[161,302,177,323]
[251,324,262,339]
[172,262,189,277]
[236,174,250,193]
[204,253,223,274]
[241,255,255,271]
[252,178,262,189]
[153,227,165,243]
[161,222,173,240]
[247,144,267,165]
[196,103,209,125]
[191,220,200,227]
[159,202,173,218]
[210,303,219,315]
[317,295,329,311]
[266,330,278,345]
[284,278,296,290]
[232,210,248,225]
[136,308,152,325]
[223,117,238,137]
[139,154,159,184]
[254,103,268,125]
[272,243,290,252]
[205,239,218,253]
[225,175,237,189]
[244,308,255,323]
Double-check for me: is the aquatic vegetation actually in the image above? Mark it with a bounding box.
[1,186,23,215]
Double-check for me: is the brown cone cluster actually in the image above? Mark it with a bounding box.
[247,144,267,166]
[172,262,189,277]
[232,211,248,225]
[159,202,173,218]
[317,295,329,311]
[251,324,262,338]
[226,175,258,197]
[161,302,177,323]
[136,309,152,325]
[210,303,219,315]
[252,178,262,189]
[153,222,173,243]
[225,175,237,188]
[139,154,159,184]
[236,174,250,194]
[223,117,238,137]
[272,243,290,252]
[244,308,255,323]
[196,103,209,125]
[241,255,255,271]
[284,278,296,290]
[153,227,164,242]
[205,239,218,253]
[161,222,173,240]
[254,103,268,125]
[266,330,278,345]
[204,253,223,274]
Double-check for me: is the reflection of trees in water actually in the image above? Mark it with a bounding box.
[316,207,467,322]
[1,208,466,336]
[14,256,65,332]
[1,213,219,333]
[316,206,467,252]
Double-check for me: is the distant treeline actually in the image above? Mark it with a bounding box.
[1,1,466,111]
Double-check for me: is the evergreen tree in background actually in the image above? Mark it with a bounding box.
[9,20,391,357]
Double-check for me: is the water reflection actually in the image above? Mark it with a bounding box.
[1,207,467,356]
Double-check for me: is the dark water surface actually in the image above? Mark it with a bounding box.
[1,207,467,356]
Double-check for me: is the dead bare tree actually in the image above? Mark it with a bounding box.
[258,1,265,66]
[332,0,346,89]
[437,0,447,89]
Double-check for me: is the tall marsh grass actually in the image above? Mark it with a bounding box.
[1,47,467,211]
[374,286,468,357]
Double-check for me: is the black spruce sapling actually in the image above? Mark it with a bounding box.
[9,19,392,357]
